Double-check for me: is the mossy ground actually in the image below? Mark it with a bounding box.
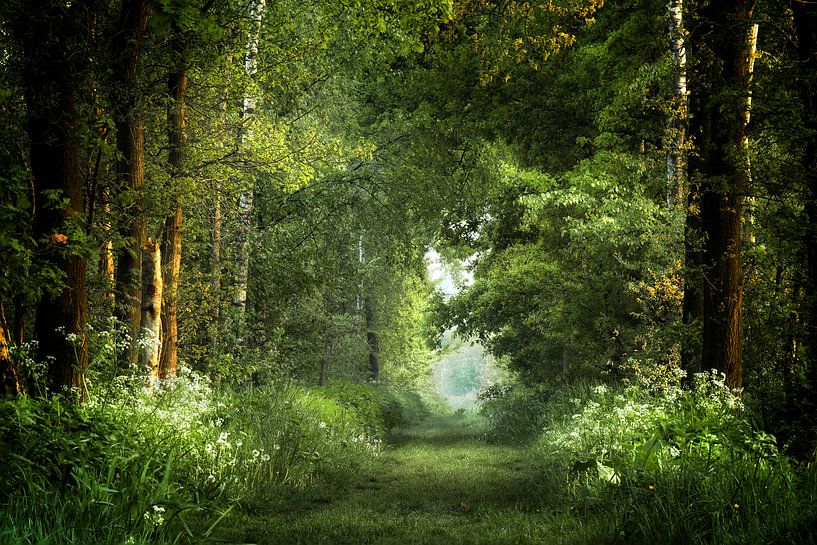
[218,414,603,545]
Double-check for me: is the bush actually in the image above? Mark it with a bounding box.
[316,381,438,433]
[480,372,817,544]
[477,381,551,443]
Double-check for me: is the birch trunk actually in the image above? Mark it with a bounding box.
[232,0,266,325]
[677,0,703,378]
[666,0,688,206]
[741,24,760,245]
[364,294,380,383]
[318,340,331,386]
[141,240,162,378]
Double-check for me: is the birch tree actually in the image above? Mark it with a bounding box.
[232,0,266,325]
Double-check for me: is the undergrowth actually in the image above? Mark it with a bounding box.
[0,372,431,545]
[479,372,817,545]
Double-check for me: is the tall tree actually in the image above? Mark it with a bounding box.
[232,0,266,326]
[111,0,150,366]
[687,0,757,390]
[667,0,688,205]
[10,0,91,399]
[159,32,189,379]
[141,240,162,377]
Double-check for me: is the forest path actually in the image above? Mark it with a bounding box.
[222,414,577,545]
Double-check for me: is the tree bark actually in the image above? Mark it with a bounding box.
[141,240,163,378]
[667,0,688,207]
[681,196,704,376]
[688,0,756,391]
[13,296,25,346]
[364,294,380,383]
[318,340,331,386]
[98,188,116,311]
[12,1,90,401]
[159,52,188,380]
[0,303,22,396]
[111,0,150,368]
[232,0,266,328]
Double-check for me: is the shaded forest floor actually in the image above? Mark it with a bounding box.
[217,414,594,545]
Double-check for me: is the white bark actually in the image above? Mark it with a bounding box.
[233,0,266,317]
[140,239,162,378]
[666,0,688,206]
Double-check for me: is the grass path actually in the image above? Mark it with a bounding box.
[220,415,593,545]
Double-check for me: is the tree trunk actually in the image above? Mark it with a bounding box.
[141,240,162,378]
[210,184,222,335]
[232,0,266,327]
[741,24,760,246]
[681,196,704,376]
[364,294,380,383]
[98,189,116,311]
[160,204,182,379]
[318,340,331,386]
[0,303,22,396]
[13,1,90,401]
[688,0,756,392]
[112,0,150,368]
[667,0,688,207]
[13,296,25,346]
[159,56,188,380]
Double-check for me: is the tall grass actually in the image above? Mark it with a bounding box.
[0,373,430,544]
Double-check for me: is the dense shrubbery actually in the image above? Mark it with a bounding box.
[478,382,552,444]
[479,374,817,544]
[0,374,433,545]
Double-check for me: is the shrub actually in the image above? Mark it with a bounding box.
[477,380,551,443]
[480,372,817,544]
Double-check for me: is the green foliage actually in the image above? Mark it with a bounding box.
[442,151,681,382]
[479,375,817,544]
[0,395,204,545]
[318,381,438,433]
[0,371,438,543]
[477,381,551,444]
